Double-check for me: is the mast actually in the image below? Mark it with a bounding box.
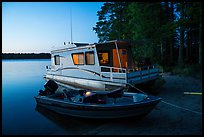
[70,8,73,44]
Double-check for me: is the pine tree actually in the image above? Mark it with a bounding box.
[93,2,128,42]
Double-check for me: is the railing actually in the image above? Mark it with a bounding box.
[100,66,127,82]
[46,65,63,72]
[99,65,159,83]
[46,65,51,70]
[127,65,155,72]
[45,65,60,73]
[100,66,127,73]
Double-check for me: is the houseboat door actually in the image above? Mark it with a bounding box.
[112,49,128,69]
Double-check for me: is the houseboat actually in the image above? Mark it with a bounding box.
[44,40,160,91]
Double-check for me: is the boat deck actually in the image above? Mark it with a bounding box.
[43,85,150,106]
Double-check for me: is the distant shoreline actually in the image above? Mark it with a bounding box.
[2,53,51,59]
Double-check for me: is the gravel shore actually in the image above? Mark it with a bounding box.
[82,73,202,135]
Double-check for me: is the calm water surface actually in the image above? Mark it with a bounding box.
[2,59,104,135]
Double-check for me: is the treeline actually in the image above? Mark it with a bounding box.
[2,53,51,59]
[93,2,202,72]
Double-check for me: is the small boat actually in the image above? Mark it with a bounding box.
[34,80,162,119]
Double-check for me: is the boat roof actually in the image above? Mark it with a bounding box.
[95,40,130,46]
[51,40,131,53]
[73,40,131,47]
[74,43,91,47]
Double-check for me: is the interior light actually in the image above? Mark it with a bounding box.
[85,91,92,96]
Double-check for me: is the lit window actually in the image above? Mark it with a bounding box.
[54,55,60,65]
[72,53,84,65]
[98,51,109,65]
[86,52,95,65]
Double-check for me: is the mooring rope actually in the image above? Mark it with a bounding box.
[126,83,202,115]
[126,83,147,95]
[161,100,202,115]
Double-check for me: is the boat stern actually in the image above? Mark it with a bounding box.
[127,67,160,85]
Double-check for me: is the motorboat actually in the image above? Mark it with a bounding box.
[44,40,160,91]
[34,80,162,119]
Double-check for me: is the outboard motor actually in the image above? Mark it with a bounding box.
[39,80,58,95]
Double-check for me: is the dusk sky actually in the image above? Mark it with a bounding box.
[2,2,104,53]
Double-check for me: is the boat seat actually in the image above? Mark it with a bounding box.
[107,87,124,103]
[63,89,75,101]
[83,93,106,104]
[78,90,86,96]
[48,92,64,99]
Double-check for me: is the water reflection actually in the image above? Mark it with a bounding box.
[34,104,150,135]
[34,105,109,135]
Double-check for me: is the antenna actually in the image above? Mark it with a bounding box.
[70,8,73,44]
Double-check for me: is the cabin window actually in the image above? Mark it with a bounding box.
[98,51,109,66]
[85,51,95,65]
[54,55,60,65]
[72,53,84,65]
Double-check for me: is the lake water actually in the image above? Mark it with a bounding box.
[2,59,104,135]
